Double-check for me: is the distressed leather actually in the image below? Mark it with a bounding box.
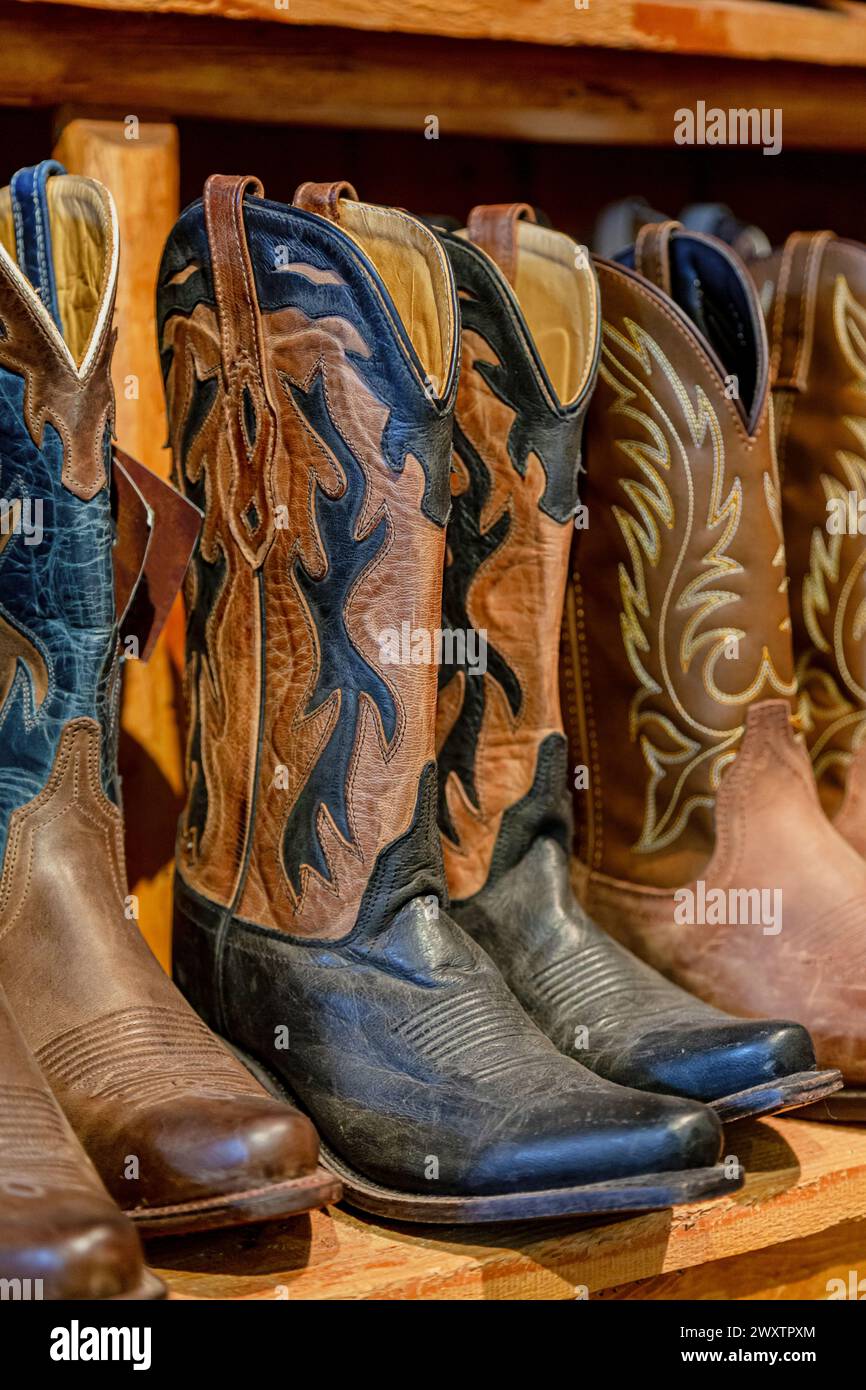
[749,234,866,856]
[435,212,596,903]
[438,210,816,1105]
[166,178,725,1199]
[0,977,151,1300]
[562,226,866,1082]
[0,164,326,1218]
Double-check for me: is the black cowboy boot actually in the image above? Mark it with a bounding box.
[165,175,735,1222]
[433,205,840,1123]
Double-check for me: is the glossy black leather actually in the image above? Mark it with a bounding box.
[455,836,817,1103]
[174,867,724,1196]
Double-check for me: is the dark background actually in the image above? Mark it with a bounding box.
[0,106,861,248]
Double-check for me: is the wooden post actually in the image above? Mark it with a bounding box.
[54,116,182,973]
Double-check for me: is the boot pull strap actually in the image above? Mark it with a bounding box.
[633,220,680,297]
[768,230,834,391]
[203,173,276,569]
[466,203,536,286]
[293,180,358,224]
[9,159,66,332]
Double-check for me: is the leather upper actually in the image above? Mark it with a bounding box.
[0,162,118,866]
[750,233,866,854]
[435,210,599,902]
[0,977,148,1300]
[160,176,458,941]
[563,227,797,889]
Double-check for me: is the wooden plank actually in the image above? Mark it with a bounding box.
[53,117,184,974]
[18,0,866,68]
[5,5,866,148]
[149,1117,866,1299]
[595,1218,866,1299]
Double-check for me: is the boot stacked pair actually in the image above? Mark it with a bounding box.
[160,176,847,1221]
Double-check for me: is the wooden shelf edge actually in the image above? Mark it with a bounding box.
[153,1117,866,1299]
[17,0,866,69]
[6,3,866,148]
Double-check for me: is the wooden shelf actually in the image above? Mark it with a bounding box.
[150,1116,866,1300]
[7,2,866,147]
[20,0,866,68]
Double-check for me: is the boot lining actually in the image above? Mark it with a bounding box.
[338,200,455,397]
[513,220,597,407]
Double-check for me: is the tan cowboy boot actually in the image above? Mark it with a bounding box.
[748,233,866,860]
[562,221,862,1116]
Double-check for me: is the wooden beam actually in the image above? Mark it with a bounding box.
[5,4,866,148]
[152,1116,866,1299]
[18,0,866,68]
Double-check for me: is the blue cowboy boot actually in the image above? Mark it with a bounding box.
[0,160,339,1237]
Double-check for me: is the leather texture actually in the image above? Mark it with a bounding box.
[749,234,866,856]
[435,217,592,903]
[9,160,66,333]
[163,174,455,938]
[0,976,150,1300]
[461,836,814,1101]
[0,164,326,1219]
[439,211,816,1105]
[562,226,866,1083]
[165,177,725,1201]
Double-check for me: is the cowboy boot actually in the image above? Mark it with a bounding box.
[0,160,339,1236]
[0,979,164,1300]
[561,219,863,1115]
[744,232,866,1119]
[164,174,736,1223]
[433,204,838,1123]
[746,233,866,857]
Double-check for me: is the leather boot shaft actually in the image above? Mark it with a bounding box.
[750,233,866,853]
[435,206,600,902]
[562,224,797,889]
[0,163,119,836]
[162,176,458,944]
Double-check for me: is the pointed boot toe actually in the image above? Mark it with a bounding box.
[0,1194,149,1302]
[118,1092,321,1208]
[608,1017,841,1120]
[0,977,162,1300]
[466,1085,724,1196]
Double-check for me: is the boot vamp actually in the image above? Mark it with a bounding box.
[0,720,323,1210]
[455,836,815,1103]
[0,984,147,1300]
[218,891,723,1196]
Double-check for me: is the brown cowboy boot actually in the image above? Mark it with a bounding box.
[163,176,737,1223]
[0,160,339,1235]
[562,221,862,1114]
[0,980,164,1300]
[747,233,866,860]
[434,204,839,1123]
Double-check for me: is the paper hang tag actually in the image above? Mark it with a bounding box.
[112,447,203,664]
